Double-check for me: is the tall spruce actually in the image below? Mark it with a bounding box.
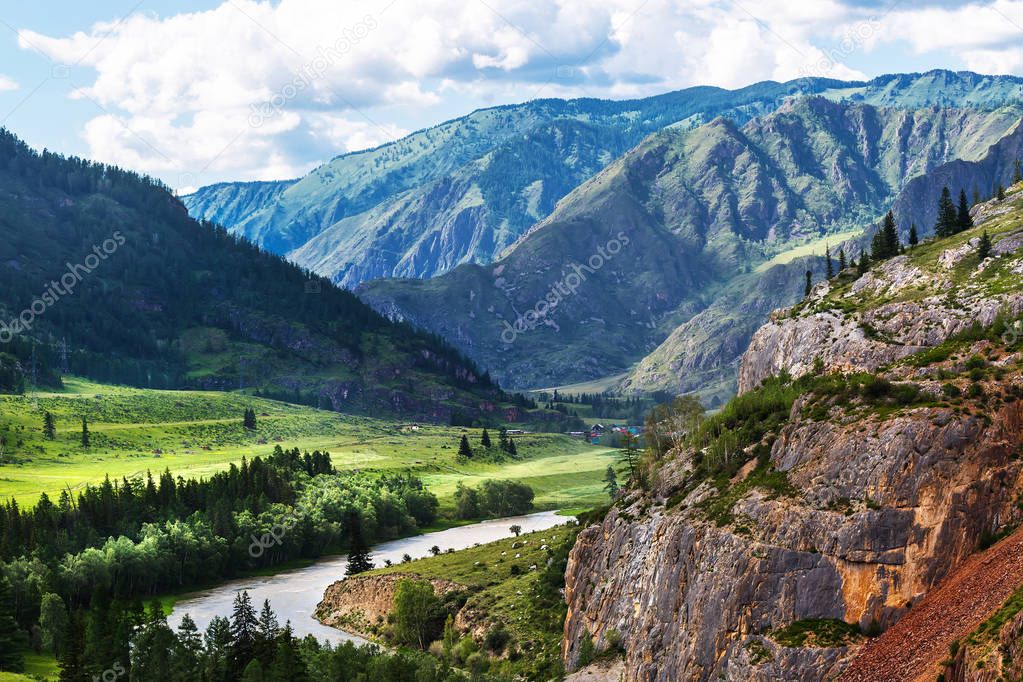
[228,591,259,676]
[345,512,374,575]
[838,248,847,271]
[872,211,900,261]
[804,270,812,298]
[80,417,90,448]
[908,223,919,247]
[0,575,25,672]
[1015,158,1022,185]
[997,184,1006,201]
[935,186,959,237]
[958,189,974,232]
[978,231,992,261]
[825,245,834,278]
[457,434,473,459]
[480,428,491,448]
[43,411,55,439]
[857,249,869,275]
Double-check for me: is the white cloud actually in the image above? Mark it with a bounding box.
[0,75,19,92]
[21,0,982,188]
[838,0,1023,68]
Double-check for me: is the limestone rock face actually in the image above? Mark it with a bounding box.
[563,397,1023,680]
[564,195,1023,680]
[315,573,461,638]
[739,246,1023,394]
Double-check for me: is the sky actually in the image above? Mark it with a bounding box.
[1,0,1022,193]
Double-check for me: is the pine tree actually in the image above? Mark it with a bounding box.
[229,591,259,675]
[603,465,619,499]
[457,435,473,459]
[243,409,257,431]
[268,623,305,682]
[857,250,869,275]
[997,184,1006,201]
[978,231,992,261]
[174,614,203,681]
[345,512,374,575]
[884,212,900,255]
[56,613,84,682]
[43,411,55,440]
[480,428,491,448]
[908,223,919,247]
[498,427,509,452]
[1014,158,1022,185]
[0,576,25,672]
[871,212,899,261]
[958,189,974,233]
[804,270,812,297]
[935,186,958,237]
[256,600,279,666]
[507,438,517,457]
[80,417,90,448]
[825,245,834,278]
[838,248,847,271]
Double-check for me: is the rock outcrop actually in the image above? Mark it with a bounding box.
[563,186,1023,680]
[316,573,462,638]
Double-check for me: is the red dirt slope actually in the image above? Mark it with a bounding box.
[839,527,1023,682]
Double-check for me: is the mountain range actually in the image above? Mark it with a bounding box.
[185,70,1023,397]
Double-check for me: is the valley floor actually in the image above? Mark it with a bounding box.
[0,379,616,515]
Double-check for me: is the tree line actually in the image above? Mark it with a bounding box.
[0,445,439,675]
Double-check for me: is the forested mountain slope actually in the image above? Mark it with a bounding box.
[358,98,1023,389]
[185,78,849,283]
[185,70,1023,291]
[0,129,499,418]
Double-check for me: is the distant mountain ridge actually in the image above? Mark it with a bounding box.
[185,78,854,283]
[357,94,1023,390]
[185,70,1023,291]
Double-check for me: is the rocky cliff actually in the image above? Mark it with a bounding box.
[562,185,1023,680]
[316,573,463,638]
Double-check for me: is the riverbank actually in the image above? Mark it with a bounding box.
[168,510,567,642]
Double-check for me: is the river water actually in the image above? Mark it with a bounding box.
[169,510,564,643]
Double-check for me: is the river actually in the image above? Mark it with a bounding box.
[168,510,564,643]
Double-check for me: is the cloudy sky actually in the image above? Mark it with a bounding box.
[1,0,1022,191]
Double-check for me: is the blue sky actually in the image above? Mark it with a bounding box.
[1,1,1020,191]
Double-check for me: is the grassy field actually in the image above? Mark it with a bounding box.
[0,379,616,513]
[529,372,631,396]
[755,226,865,273]
[0,653,59,681]
[367,523,582,674]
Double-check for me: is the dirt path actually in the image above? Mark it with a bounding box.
[839,528,1023,682]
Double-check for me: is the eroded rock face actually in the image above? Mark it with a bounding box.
[563,398,1023,680]
[945,610,1023,681]
[566,193,1023,680]
[738,249,1023,394]
[315,573,462,638]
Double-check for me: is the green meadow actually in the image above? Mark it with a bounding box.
[0,379,616,514]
